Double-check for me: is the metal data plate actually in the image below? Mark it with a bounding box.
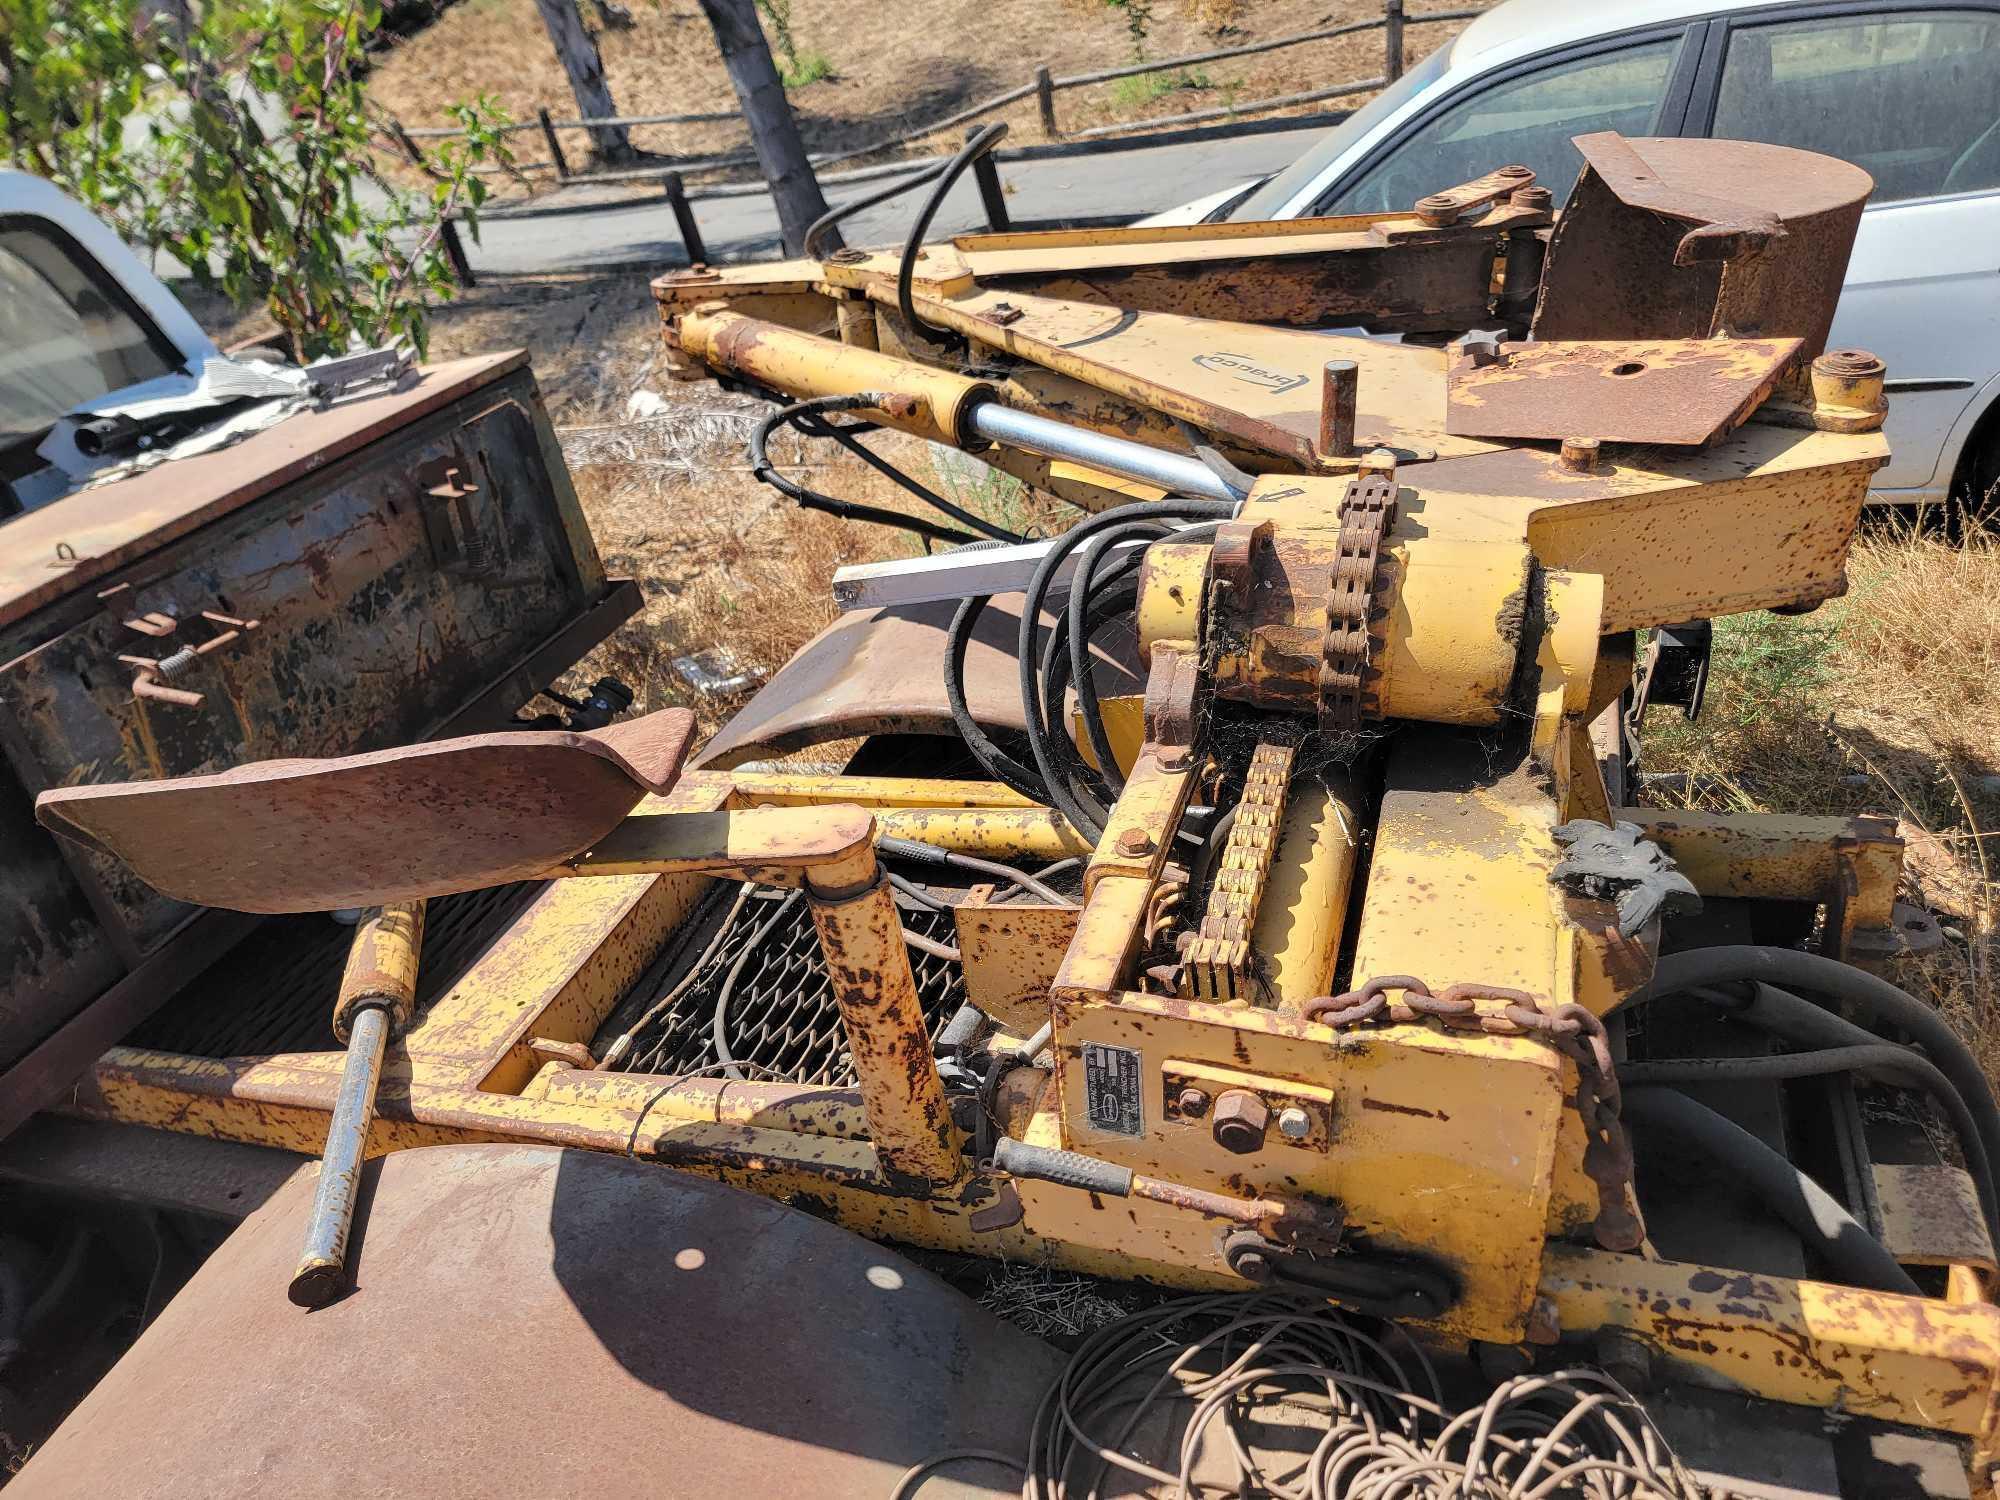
[1444,337,1801,446]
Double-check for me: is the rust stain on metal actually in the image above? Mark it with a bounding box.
[1446,338,1801,446]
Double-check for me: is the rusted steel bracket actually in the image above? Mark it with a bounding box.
[113,607,262,710]
[1412,163,1536,228]
[1531,133,1871,382]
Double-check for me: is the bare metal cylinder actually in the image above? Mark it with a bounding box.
[289,1003,390,1308]
[806,868,961,1186]
[290,900,425,1309]
[966,401,1241,503]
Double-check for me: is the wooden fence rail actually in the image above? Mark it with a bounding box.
[385,3,1484,185]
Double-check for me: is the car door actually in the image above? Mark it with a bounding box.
[1690,3,2000,494]
[1307,24,1709,216]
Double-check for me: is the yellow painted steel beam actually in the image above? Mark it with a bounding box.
[875,806,1091,860]
[1616,806,1903,958]
[1541,1242,2000,1445]
[555,805,877,889]
[725,773,1036,809]
[1409,424,1888,630]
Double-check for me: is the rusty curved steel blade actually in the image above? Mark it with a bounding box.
[35,709,696,914]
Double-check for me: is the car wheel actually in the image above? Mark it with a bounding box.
[1954,408,2000,521]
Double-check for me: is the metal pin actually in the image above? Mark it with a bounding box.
[1319,359,1359,459]
[289,900,424,1309]
[288,1003,390,1308]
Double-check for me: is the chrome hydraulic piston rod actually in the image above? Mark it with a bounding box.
[964,400,1242,504]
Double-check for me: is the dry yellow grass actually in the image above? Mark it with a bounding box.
[365,0,1488,196]
[546,375,1075,738]
[1646,514,2000,1074]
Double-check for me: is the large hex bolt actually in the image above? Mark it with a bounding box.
[1211,1089,1270,1155]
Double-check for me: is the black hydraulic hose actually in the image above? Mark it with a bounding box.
[946,593,1050,803]
[803,154,957,259]
[1624,946,2000,1214]
[1015,499,1237,831]
[898,122,1008,342]
[795,411,1026,543]
[1187,799,1240,902]
[1650,982,2000,1241]
[1622,1087,1921,1296]
[1068,521,1172,793]
[750,395,978,547]
[1622,1043,1997,1241]
[1034,575,1144,841]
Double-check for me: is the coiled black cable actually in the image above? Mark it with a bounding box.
[945,591,1049,801]
[1066,519,1173,793]
[942,504,1233,840]
[1015,501,1236,831]
[1029,573,1143,840]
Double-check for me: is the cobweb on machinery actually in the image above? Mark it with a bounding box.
[556,404,773,477]
[1201,715,1395,786]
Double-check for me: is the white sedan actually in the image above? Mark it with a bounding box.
[1155,0,2000,506]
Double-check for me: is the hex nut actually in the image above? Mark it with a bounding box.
[1115,827,1155,857]
[1176,1087,1211,1119]
[1211,1089,1270,1154]
[1275,1105,1313,1140]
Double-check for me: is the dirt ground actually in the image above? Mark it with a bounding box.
[366,0,1483,197]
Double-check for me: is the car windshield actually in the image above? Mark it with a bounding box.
[1227,47,1454,221]
[0,219,180,449]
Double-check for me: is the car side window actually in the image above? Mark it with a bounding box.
[1314,37,1686,216]
[1711,10,2000,202]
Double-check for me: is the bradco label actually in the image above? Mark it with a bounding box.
[1192,351,1309,395]
[1082,1042,1144,1136]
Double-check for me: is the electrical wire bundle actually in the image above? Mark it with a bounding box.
[896,1292,1706,1500]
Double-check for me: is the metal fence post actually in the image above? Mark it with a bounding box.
[538,106,572,181]
[1384,0,1405,82]
[439,217,476,289]
[1035,65,1058,139]
[662,172,708,265]
[966,126,1011,233]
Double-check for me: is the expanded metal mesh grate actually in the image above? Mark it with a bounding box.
[127,883,543,1058]
[600,882,967,1087]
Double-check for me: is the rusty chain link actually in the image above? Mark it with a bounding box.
[1304,975,1645,1252]
[1317,472,1398,734]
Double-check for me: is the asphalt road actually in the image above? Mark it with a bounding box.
[459,123,1331,276]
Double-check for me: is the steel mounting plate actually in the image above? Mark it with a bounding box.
[1444,337,1801,446]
